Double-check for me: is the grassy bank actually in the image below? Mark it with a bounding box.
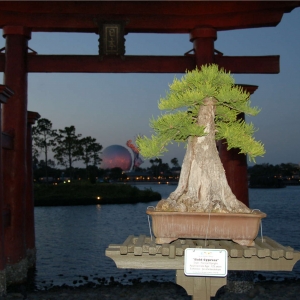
[34,182,161,206]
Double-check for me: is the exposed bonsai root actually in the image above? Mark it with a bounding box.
[155,197,252,213]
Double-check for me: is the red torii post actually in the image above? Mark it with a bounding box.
[26,111,40,269]
[190,27,216,66]
[190,27,259,296]
[0,84,14,296]
[190,26,252,207]
[2,26,31,285]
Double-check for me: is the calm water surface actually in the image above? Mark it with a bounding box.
[34,184,300,289]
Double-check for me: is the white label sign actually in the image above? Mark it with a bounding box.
[184,248,228,277]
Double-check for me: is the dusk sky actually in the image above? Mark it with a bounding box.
[0,6,299,169]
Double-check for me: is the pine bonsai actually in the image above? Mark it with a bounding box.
[137,64,265,213]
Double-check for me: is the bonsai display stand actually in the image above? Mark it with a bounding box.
[106,235,300,300]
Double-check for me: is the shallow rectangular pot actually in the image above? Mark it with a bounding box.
[146,208,266,246]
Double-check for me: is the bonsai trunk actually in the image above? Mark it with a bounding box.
[156,97,252,213]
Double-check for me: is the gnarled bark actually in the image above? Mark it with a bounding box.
[156,97,251,213]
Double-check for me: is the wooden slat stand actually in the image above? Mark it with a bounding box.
[106,236,300,300]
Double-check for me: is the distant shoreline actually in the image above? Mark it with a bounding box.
[127,181,178,185]
[34,182,161,206]
[34,196,160,206]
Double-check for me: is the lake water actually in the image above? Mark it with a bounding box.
[34,184,300,289]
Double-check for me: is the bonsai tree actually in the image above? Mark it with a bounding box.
[137,64,265,214]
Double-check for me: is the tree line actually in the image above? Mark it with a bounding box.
[33,119,299,186]
[248,163,300,187]
[32,118,103,181]
[32,118,182,183]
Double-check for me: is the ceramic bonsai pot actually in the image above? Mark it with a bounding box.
[146,207,266,246]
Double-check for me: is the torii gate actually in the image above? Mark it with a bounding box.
[0,1,299,293]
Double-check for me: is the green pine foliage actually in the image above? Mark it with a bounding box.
[137,64,265,162]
